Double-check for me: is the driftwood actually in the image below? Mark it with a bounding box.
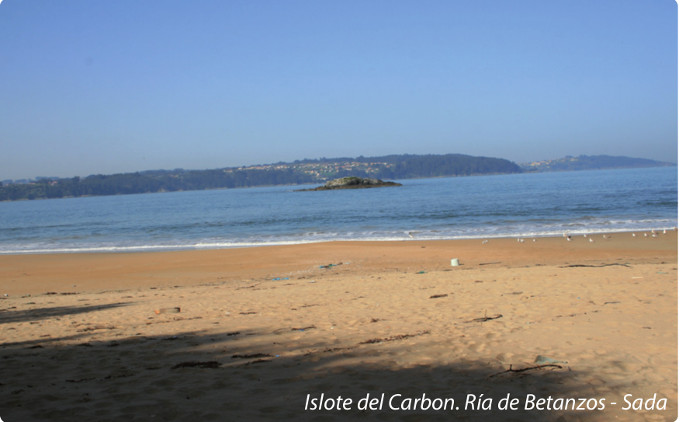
[489,364,563,378]
[467,314,503,323]
[560,263,630,268]
[291,325,316,331]
[231,353,272,359]
[360,330,430,345]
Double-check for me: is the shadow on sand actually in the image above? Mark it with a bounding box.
[2,318,667,422]
[0,302,130,325]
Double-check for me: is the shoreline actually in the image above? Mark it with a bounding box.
[0,230,676,296]
[1,226,677,256]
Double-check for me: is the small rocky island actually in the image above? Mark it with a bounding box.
[298,176,402,191]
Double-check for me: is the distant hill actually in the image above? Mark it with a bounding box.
[0,153,521,201]
[521,155,675,172]
[4,153,672,201]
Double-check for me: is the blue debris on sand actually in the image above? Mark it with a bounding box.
[534,355,568,364]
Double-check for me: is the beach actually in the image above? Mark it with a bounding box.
[0,231,677,421]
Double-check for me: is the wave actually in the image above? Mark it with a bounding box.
[1,222,675,255]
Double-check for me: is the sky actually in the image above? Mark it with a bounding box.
[0,0,677,180]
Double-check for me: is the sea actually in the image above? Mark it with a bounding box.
[0,167,676,255]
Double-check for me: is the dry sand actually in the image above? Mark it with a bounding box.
[0,231,677,421]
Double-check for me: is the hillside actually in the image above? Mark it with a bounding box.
[521,155,674,172]
[3,153,673,201]
[0,153,521,201]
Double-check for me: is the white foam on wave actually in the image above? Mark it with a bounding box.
[1,224,676,255]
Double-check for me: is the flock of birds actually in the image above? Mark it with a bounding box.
[405,229,675,244]
[504,228,674,245]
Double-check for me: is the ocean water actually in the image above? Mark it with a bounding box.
[0,167,676,254]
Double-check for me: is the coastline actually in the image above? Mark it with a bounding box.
[0,230,675,296]
[1,230,677,420]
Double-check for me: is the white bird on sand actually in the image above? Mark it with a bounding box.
[588,238,594,243]
[632,233,636,237]
[482,239,489,244]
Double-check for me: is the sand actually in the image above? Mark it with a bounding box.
[0,231,677,421]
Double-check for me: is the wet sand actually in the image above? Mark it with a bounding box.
[0,231,677,421]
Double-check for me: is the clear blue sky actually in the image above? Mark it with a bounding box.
[0,0,677,179]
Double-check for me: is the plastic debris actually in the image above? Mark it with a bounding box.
[534,355,568,365]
